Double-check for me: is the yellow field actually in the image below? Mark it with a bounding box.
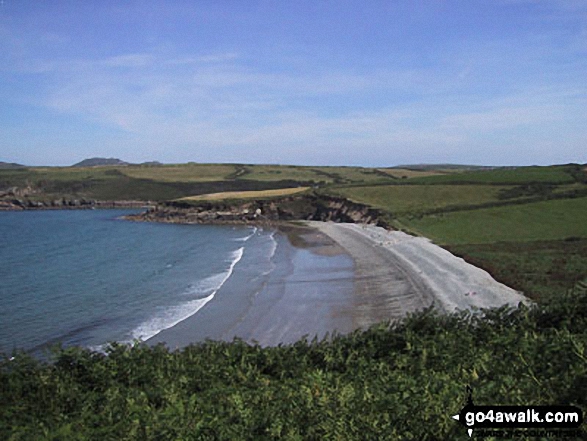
[179,187,310,201]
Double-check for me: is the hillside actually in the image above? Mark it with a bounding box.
[72,157,130,167]
[0,161,25,169]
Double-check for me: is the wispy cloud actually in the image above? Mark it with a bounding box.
[1,0,586,166]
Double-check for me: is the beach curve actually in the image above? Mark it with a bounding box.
[307,221,529,327]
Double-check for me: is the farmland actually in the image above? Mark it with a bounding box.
[179,187,310,201]
[405,165,577,185]
[400,197,587,245]
[329,184,511,215]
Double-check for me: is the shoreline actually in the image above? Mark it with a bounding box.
[146,219,529,349]
[0,199,153,211]
[147,224,356,348]
[308,221,529,314]
[3,204,529,349]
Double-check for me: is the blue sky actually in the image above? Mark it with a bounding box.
[1,0,586,167]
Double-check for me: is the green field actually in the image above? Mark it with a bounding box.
[321,164,587,303]
[120,164,239,182]
[375,168,453,179]
[447,239,587,302]
[330,184,512,215]
[407,165,577,185]
[400,197,587,245]
[238,164,395,184]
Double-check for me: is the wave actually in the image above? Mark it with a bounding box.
[129,247,245,342]
[260,232,278,277]
[234,227,258,242]
[268,231,278,259]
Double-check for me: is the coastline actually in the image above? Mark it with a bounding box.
[2,206,530,351]
[147,223,356,348]
[0,199,153,211]
[147,219,529,349]
[308,221,529,314]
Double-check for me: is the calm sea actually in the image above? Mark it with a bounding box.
[0,209,275,355]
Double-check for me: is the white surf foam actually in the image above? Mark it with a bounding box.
[129,247,245,342]
[234,227,258,242]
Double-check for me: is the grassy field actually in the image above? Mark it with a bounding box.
[120,164,239,182]
[238,165,395,184]
[329,184,513,215]
[0,165,314,201]
[406,165,576,185]
[179,187,310,201]
[447,239,587,302]
[375,168,452,179]
[236,165,333,183]
[400,197,587,245]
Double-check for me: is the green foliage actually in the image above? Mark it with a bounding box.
[1,294,586,440]
[447,239,587,302]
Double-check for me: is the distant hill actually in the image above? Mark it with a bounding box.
[0,161,26,169]
[72,157,130,167]
[394,164,499,171]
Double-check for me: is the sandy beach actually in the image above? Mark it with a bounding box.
[308,222,529,319]
[148,224,357,348]
[148,221,528,348]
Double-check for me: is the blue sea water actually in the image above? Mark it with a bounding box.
[0,209,275,354]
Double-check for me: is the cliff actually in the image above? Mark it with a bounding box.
[124,194,392,228]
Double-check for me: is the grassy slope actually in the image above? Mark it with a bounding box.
[402,197,587,244]
[0,166,312,201]
[446,239,587,302]
[406,165,576,184]
[329,184,512,215]
[120,164,239,182]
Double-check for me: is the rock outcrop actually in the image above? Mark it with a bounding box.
[125,194,391,228]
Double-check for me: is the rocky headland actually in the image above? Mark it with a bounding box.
[123,194,392,228]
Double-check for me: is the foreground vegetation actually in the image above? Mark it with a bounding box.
[2,284,586,440]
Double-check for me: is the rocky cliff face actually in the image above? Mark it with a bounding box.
[125,194,391,228]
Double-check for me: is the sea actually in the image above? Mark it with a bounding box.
[0,209,355,356]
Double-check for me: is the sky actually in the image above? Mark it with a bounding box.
[1,1,586,167]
